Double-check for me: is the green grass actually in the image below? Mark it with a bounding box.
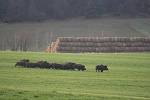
[0,51,150,100]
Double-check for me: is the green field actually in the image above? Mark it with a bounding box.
[0,51,150,100]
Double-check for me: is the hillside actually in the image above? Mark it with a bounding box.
[0,18,150,51]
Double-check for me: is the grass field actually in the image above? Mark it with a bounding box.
[0,51,150,100]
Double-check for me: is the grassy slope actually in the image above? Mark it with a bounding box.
[0,18,150,37]
[0,51,150,100]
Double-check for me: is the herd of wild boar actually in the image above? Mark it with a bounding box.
[15,59,109,72]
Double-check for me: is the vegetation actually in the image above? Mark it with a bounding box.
[0,1,150,51]
[0,18,150,51]
[0,51,150,100]
[0,0,150,22]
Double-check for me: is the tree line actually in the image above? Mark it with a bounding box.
[0,32,52,51]
[0,0,150,22]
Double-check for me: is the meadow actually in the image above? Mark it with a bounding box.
[0,51,150,100]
